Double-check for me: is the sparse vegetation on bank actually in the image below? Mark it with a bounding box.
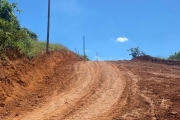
[29,41,66,58]
[0,0,67,60]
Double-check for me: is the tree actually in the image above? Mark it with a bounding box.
[168,51,180,60]
[128,47,146,59]
[0,0,21,29]
[0,0,32,59]
[22,28,38,40]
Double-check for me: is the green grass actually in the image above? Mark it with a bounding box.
[30,41,90,60]
[22,40,67,59]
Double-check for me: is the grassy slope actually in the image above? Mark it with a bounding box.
[30,41,89,60]
[25,40,67,58]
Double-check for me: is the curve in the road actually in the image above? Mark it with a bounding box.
[15,61,127,120]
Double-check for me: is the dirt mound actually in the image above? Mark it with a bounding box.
[0,49,82,114]
[132,55,180,66]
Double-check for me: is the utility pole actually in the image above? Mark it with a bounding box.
[83,36,85,59]
[46,0,50,53]
[75,48,77,54]
[96,52,98,61]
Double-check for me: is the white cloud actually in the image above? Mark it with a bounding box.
[115,37,129,43]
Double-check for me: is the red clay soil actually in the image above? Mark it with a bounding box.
[113,60,180,120]
[0,51,180,120]
[0,49,82,119]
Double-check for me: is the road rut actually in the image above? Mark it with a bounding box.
[14,61,126,120]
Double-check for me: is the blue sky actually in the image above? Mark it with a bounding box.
[9,0,180,60]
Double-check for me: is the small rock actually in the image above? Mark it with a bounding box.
[17,104,21,107]
[170,111,177,115]
[0,103,5,107]
[38,95,42,98]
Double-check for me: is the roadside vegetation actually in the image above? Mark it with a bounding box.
[26,41,66,59]
[128,47,146,59]
[168,52,180,60]
[0,0,66,60]
[128,47,180,61]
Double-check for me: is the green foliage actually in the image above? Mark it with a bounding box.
[0,0,21,29]
[128,47,146,59]
[0,0,66,60]
[22,28,38,40]
[0,18,29,59]
[0,0,34,59]
[83,54,90,61]
[168,51,180,60]
[28,41,66,58]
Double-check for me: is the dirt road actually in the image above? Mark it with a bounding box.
[1,51,180,119]
[12,61,126,120]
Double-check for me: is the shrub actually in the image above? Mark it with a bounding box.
[128,47,146,59]
[0,0,35,59]
[168,52,180,60]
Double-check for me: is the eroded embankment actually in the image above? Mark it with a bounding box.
[0,50,82,119]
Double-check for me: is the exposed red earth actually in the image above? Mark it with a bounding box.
[0,50,180,120]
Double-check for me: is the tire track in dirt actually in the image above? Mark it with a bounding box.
[61,62,126,120]
[115,63,156,120]
[13,61,127,120]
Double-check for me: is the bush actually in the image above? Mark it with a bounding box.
[0,0,21,29]
[168,52,180,60]
[22,27,38,40]
[0,18,30,59]
[0,0,36,59]
[0,0,66,60]
[128,47,146,59]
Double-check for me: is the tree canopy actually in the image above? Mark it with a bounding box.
[0,0,21,29]
[22,28,38,40]
[0,0,38,59]
[128,47,146,59]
